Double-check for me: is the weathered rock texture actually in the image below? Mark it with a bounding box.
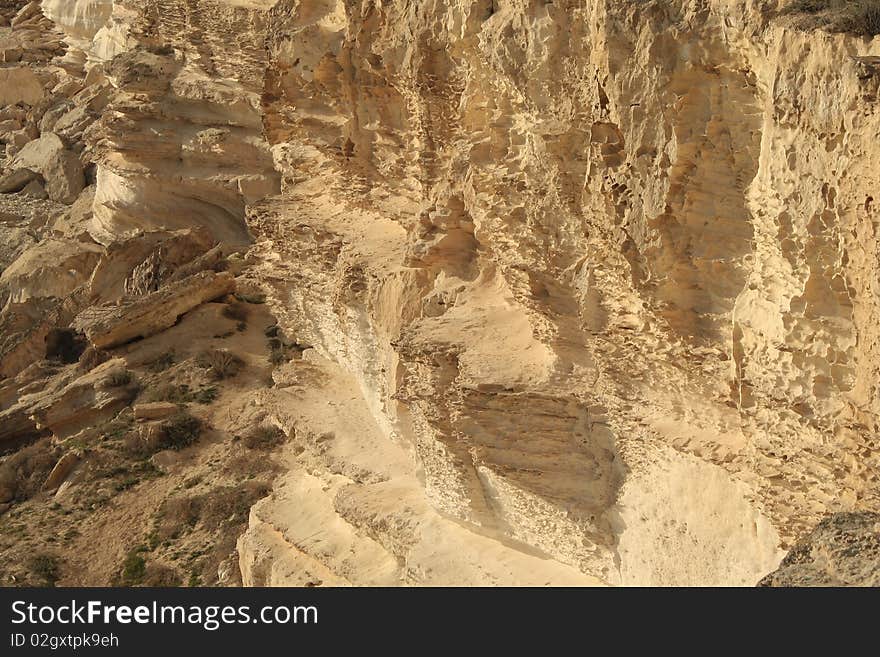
[758,512,880,586]
[240,0,880,585]
[2,0,880,586]
[72,270,235,348]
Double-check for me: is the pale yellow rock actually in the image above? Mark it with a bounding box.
[42,452,80,491]
[73,271,235,348]
[133,401,178,421]
[3,0,880,587]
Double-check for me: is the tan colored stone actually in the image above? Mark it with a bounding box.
[133,402,178,421]
[73,271,236,349]
[10,133,85,204]
[0,67,44,105]
[42,452,80,491]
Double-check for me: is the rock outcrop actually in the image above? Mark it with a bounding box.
[758,512,880,586]
[73,271,235,349]
[1,0,879,587]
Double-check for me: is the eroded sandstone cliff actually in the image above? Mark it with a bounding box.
[2,0,880,586]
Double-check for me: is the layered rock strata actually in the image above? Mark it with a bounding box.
[1,0,879,586]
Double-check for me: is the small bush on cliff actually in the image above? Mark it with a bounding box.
[243,425,286,450]
[159,413,203,451]
[121,550,146,586]
[146,350,175,373]
[105,369,133,387]
[783,0,880,36]
[196,349,243,380]
[29,553,61,587]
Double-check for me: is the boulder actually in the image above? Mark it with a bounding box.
[0,168,39,194]
[42,452,80,491]
[73,271,236,349]
[4,129,32,158]
[38,99,74,134]
[53,104,95,142]
[133,402,179,421]
[0,67,44,106]
[20,178,47,199]
[10,133,85,203]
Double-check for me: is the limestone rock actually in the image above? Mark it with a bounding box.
[3,0,880,588]
[0,237,103,304]
[73,271,236,349]
[10,133,85,204]
[133,402,178,421]
[42,452,80,492]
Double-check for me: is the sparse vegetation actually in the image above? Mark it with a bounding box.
[196,349,243,380]
[159,413,203,451]
[192,386,218,404]
[0,438,59,504]
[782,0,880,36]
[143,563,181,586]
[155,482,269,541]
[28,552,61,586]
[122,413,202,458]
[156,496,200,540]
[101,413,134,441]
[146,350,175,373]
[121,549,146,585]
[143,383,217,405]
[105,369,133,387]
[243,425,286,450]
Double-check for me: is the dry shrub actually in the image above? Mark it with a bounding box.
[122,413,201,457]
[146,350,175,373]
[104,369,133,387]
[159,413,202,451]
[156,482,270,542]
[142,382,192,404]
[243,425,286,450]
[196,349,243,380]
[28,552,61,587]
[199,482,270,530]
[222,452,280,480]
[156,496,200,540]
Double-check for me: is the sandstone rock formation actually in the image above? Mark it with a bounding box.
[72,270,235,348]
[1,0,879,587]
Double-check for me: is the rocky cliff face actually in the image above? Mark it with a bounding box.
[2,0,879,586]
